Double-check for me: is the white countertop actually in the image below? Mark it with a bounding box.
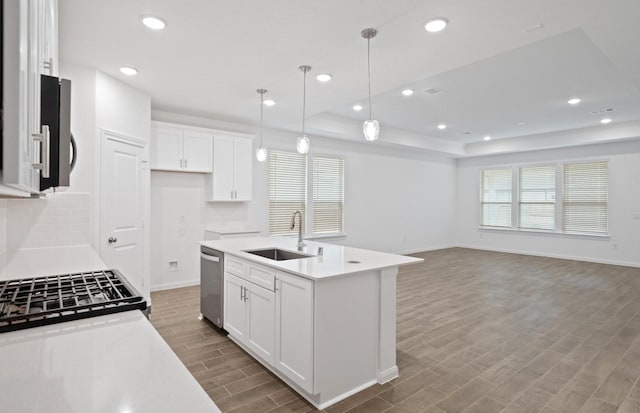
[0,311,220,413]
[199,237,423,279]
[0,245,108,280]
[0,245,221,412]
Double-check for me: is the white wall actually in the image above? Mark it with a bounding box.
[149,111,457,290]
[456,140,640,267]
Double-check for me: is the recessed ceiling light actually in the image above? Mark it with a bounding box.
[120,66,138,76]
[401,89,415,96]
[316,73,332,82]
[437,124,447,130]
[518,121,527,126]
[484,136,492,141]
[263,99,276,107]
[353,104,363,111]
[600,118,612,124]
[424,18,449,33]
[568,98,581,105]
[141,15,167,30]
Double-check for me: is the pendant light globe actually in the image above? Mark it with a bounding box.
[296,135,310,154]
[363,119,380,141]
[256,145,268,161]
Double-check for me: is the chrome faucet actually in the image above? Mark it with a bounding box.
[290,210,306,249]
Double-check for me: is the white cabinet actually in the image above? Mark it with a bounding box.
[275,272,314,393]
[150,125,212,173]
[223,255,313,390]
[1,0,58,196]
[208,135,252,201]
[246,283,276,364]
[223,264,276,366]
[223,273,247,340]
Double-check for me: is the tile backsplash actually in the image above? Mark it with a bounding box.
[6,192,90,250]
[0,200,7,253]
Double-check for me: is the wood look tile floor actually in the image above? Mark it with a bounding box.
[150,248,640,413]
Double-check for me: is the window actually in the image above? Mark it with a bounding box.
[519,165,555,230]
[313,156,344,234]
[269,150,307,236]
[563,161,608,234]
[269,150,345,236]
[479,160,608,235]
[481,168,512,227]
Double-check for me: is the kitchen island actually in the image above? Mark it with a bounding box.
[199,237,423,410]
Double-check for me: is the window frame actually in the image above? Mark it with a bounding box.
[268,148,346,239]
[478,159,610,238]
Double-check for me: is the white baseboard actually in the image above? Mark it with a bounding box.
[395,244,456,255]
[454,244,640,268]
[150,279,200,292]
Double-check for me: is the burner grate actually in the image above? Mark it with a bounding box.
[0,269,147,332]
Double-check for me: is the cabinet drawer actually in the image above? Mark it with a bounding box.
[225,255,246,276]
[246,263,276,291]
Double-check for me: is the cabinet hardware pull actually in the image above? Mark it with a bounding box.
[185,159,188,169]
[32,125,51,178]
[240,285,243,300]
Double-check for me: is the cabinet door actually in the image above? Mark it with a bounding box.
[246,283,275,366]
[275,272,314,393]
[224,273,247,340]
[233,138,253,201]
[41,0,58,76]
[211,135,235,200]
[150,127,182,171]
[182,131,212,172]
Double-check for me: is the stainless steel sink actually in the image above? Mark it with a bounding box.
[244,248,313,261]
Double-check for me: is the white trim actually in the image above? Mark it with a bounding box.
[316,380,378,410]
[377,366,399,383]
[151,120,254,140]
[102,128,147,148]
[150,279,200,292]
[478,226,610,239]
[394,244,456,255]
[454,244,640,268]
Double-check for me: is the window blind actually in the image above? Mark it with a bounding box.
[563,161,608,234]
[269,150,307,235]
[481,168,512,227]
[519,165,555,230]
[312,156,344,234]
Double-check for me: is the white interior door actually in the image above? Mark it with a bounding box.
[101,131,146,296]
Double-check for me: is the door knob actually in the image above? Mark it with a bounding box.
[108,237,118,244]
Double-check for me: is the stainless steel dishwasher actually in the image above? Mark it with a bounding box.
[200,246,224,329]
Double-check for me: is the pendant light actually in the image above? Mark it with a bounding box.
[255,88,268,162]
[361,28,380,141]
[296,65,311,154]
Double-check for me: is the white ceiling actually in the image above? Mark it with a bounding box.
[59,0,640,154]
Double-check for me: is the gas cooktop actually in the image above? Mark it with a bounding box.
[0,269,147,333]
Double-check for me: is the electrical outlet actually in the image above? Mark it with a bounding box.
[168,260,178,271]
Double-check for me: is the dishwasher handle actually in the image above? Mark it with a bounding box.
[200,253,221,263]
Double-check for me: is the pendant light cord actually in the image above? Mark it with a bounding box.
[259,92,264,146]
[367,37,373,120]
[302,70,307,135]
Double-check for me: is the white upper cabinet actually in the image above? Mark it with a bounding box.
[150,123,212,173]
[208,135,253,202]
[1,0,58,196]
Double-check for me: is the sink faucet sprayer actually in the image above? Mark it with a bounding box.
[290,210,306,250]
